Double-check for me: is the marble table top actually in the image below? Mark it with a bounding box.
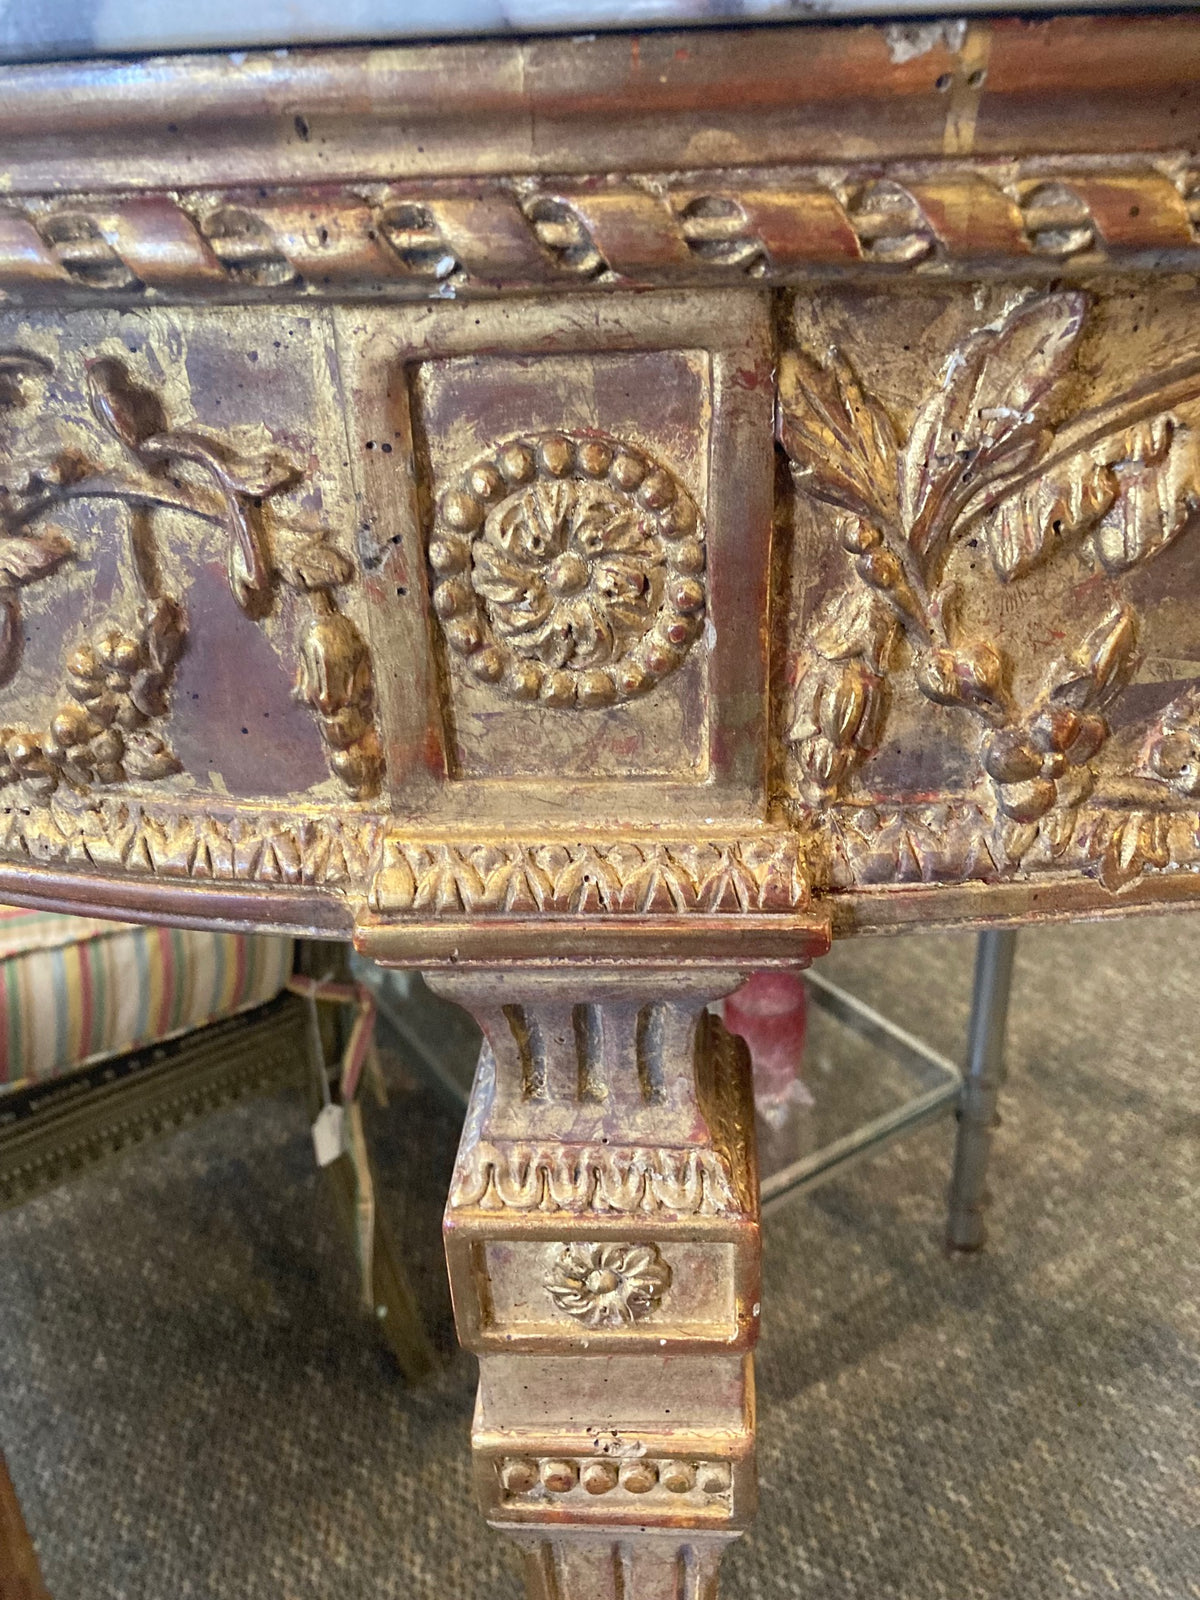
[0,0,1172,66]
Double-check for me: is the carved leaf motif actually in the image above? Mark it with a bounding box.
[809,583,898,672]
[553,848,623,913]
[0,350,52,409]
[776,347,900,527]
[1091,420,1200,575]
[136,430,278,613]
[142,596,187,675]
[980,418,1190,584]
[620,847,694,914]
[87,358,166,448]
[202,444,297,501]
[0,528,73,588]
[128,423,298,504]
[1046,606,1139,713]
[413,848,482,915]
[982,458,1117,581]
[482,856,553,914]
[224,503,270,614]
[902,292,1086,555]
[915,639,1010,718]
[694,848,759,913]
[122,731,182,781]
[1084,810,1171,892]
[273,527,355,591]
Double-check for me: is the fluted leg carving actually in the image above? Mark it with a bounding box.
[430,968,760,1600]
[523,1535,723,1600]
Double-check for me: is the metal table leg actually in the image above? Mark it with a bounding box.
[946,928,1019,1253]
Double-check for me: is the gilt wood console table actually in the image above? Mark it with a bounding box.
[3,14,1200,1595]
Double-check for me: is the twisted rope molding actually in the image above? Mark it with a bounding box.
[3,165,1200,299]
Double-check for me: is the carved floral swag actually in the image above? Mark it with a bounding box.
[0,351,383,801]
[778,290,1200,889]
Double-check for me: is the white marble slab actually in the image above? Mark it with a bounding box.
[0,0,1176,66]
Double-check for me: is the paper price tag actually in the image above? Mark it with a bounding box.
[311,1103,347,1167]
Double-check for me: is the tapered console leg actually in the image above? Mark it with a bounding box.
[429,968,760,1600]
[946,929,1019,1253]
[522,1534,724,1600]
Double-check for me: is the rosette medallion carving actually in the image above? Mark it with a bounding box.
[429,431,706,708]
[543,1242,672,1327]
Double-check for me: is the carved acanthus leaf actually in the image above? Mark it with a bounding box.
[979,415,1200,583]
[371,836,810,917]
[901,292,1086,558]
[273,524,356,591]
[1076,808,1172,892]
[823,796,1200,897]
[1091,418,1200,575]
[1046,605,1140,714]
[776,347,900,528]
[982,456,1118,581]
[0,527,73,588]
[1140,685,1200,797]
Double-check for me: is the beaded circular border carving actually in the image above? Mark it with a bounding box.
[428,431,706,708]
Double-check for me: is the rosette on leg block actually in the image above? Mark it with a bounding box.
[435,968,761,1600]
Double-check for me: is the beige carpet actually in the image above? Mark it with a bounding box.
[0,918,1197,1599]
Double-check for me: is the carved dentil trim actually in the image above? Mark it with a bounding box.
[3,165,1200,298]
[369,836,809,915]
[448,1141,741,1217]
[431,432,705,708]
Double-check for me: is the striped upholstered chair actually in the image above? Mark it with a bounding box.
[0,906,434,1379]
[0,905,299,1205]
